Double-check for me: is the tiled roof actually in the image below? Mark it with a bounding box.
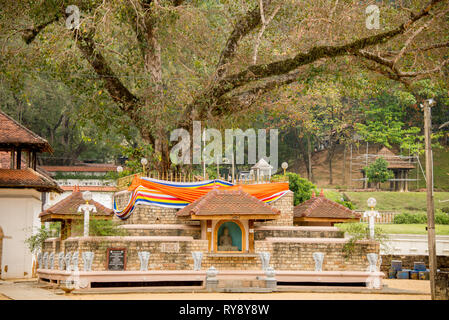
[294,194,360,220]
[376,147,414,169]
[42,164,117,172]
[39,187,113,219]
[0,111,52,152]
[177,188,280,217]
[61,186,117,192]
[0,168,62,192]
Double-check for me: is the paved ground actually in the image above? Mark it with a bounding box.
[0,279,430,300]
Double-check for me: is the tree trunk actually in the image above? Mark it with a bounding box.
[307,135,313,182]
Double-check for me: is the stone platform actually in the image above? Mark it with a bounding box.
[37,269,384,291]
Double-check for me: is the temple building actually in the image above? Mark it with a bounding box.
[39,186,114,240]
[293,191,360,226]
[361,147,415,191]
[0,111,61,279]
[37,176,382,290]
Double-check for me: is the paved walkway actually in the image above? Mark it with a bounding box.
[0,280,71,300]
[0,279,430,300]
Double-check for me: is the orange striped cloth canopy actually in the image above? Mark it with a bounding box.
[128,176,289,203]
[113,176,290,220]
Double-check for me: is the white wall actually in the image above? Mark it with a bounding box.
[46,191,114,209]
[381,234,449,256]
[0,189,42,279]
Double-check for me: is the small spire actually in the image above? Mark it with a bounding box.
[311,190,316,198]
[319,189,324,197]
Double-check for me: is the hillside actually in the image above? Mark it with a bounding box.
[290,144,449,191]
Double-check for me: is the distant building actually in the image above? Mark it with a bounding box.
[42,164,118,209]
[0,111,61,279]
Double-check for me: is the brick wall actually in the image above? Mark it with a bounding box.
[256,240,379,271]
[124,227,201,239]
[380,254,449,273]
[254,227,344,240]
[254,191,294,227]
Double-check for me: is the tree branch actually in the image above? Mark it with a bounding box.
[74,29,139,112]
[22,15,60,44]
[215,0,272,78]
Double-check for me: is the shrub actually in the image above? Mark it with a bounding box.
[72,219,128,236]
[364,157,394,187]
[442,207,449,214]
[335,222,388,258]
[435,211,449,225]
[336,200,355,210]
[285,172,316,205]
[393,212,427,224]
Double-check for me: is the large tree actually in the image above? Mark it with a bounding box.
[2,0,448,170]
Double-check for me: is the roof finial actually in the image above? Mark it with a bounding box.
[319,189,324,197]
[311,190,316,198]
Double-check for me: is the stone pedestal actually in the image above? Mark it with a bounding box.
[206,267,219,292]
[265,267,277,290]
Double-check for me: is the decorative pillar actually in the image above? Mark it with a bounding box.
[37,252,43,269]
[258,252,271,271]
[82,252,94,271]
[312,252,324,272]
[192,252,203,271]
[43,252,49,269]
[72,252,79,272]
[64,252,72,272]
[248,220,254,253]
[77,191,97,238]
[49,253,55,270]
[138,251,150,271]
[207,220,212,252]
[58,252,65,271]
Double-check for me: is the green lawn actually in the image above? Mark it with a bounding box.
[378,224,449,235]
[343,191,449,213]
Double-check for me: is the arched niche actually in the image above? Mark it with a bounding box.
[214,220,246,252]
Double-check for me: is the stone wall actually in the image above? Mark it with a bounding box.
[254,191,294,227]
[256,239,379,271]
[43,237,208,271]
[254,226,344,240]
[436,271,449,300]
[123,226,201,239]
[380,255,449,273]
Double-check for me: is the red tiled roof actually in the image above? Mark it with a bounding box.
[61,186,117,192]
[294,194,360,220]
[0,111,52,153]
[177,188,280,217]
[376,147,414,169]
[42,165,117,172]
[39,188,113,219]
[0,168,62,193]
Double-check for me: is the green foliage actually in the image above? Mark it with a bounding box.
[393,211,449,225]
[394,212,427,224]
[72,219,128,237]
[364,157,394,184]
[335,222,388,258]
[285,172,316,205]
[336,199,355,210]
[25,226,51,253]
[442,207,449,214]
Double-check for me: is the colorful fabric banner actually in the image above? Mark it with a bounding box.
[114,176,289,220]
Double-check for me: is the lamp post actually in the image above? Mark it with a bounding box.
[281,162,288,176]
[77,191,97,237]
[421,98,437,300]
[363,197,380,240]
[141,158,148,176]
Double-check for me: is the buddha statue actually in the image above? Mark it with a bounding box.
[218,227,238,251]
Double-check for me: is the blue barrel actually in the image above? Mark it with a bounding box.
[410,270,419,280]
[397,270,410,279]
[419,271,430,280]
[414,262,426,272]
[391,260,402,271]
[388,269,397,279]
